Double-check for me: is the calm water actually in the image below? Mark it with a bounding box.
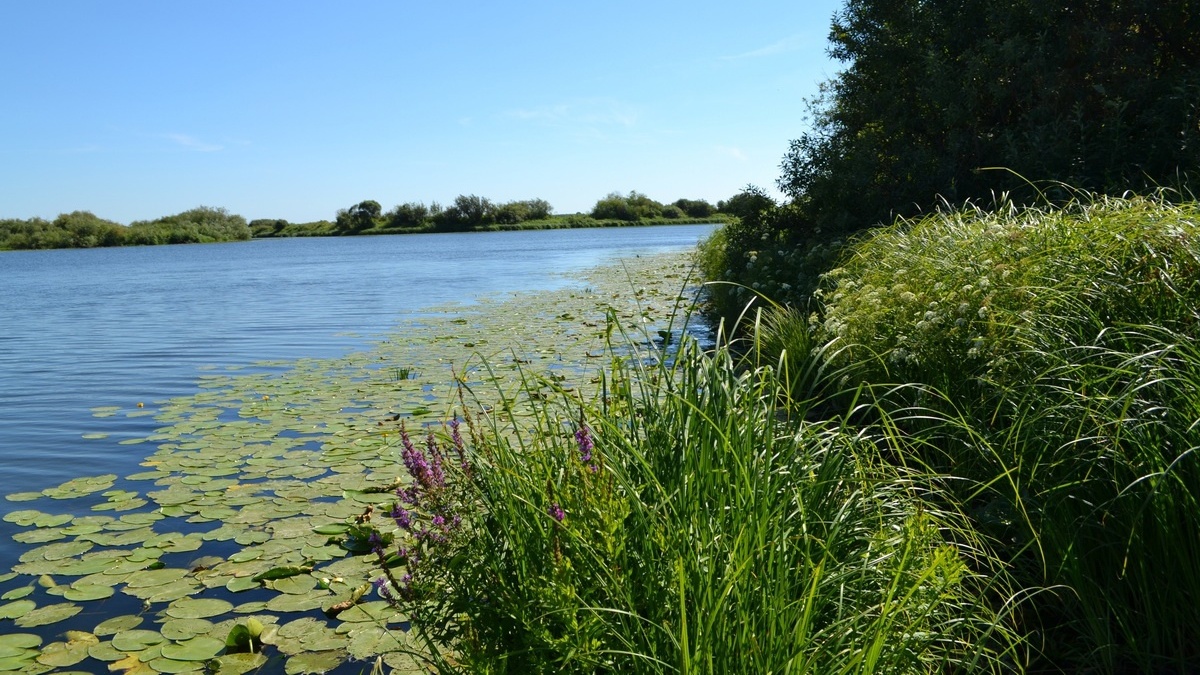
[0,225,714,496]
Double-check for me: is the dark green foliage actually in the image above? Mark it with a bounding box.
[384,202,431,229]
[673,198,715,218]
[248,218,289,237]
[494,198,553,224]
[435,194,497,230]
[126,206,251,245]
[335,199,383,233]
[1,207,250,250]
[591,191,665,221]
[0,211,124,250]
[782,0,1200,235]
[715,185,774,220]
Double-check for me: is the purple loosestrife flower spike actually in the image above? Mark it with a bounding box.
[548,503,565,522]
[373,576,395,602]
[449,418,466,464]
[391,504,412,531]
[576,423,594,464]
[368,532,385,556]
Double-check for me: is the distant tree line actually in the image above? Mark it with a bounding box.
[0,207,250,251]
[2,191,732,249]
[255,192,730,238]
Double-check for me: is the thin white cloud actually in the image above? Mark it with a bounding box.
[164,133,223,152]
[715,145,748,161]
[508,98,639,129]
[723,34,811,60]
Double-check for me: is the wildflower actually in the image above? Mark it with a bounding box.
[372,576,395,602]
[575,423,594,464]
[548,503,565,522]
[390,504,412,530]
[449,418,467,469]
[368,532,385,556]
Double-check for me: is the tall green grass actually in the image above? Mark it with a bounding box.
[382,315,1016,673]
[795,194,1200,671]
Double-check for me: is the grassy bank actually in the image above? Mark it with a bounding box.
[251,214,730,238]
[356,195,1200,673]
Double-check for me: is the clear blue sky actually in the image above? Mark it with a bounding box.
[0,1,843,224]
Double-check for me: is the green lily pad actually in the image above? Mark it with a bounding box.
[0,587,33,601]
[159,636,224,661]
[211,652,268,675]
[125,567,188,588]
[35,633,97,667]
[284,649,346,674]
[14,602,81,628]
[4,492,42,502]
[0,599,36,620]
[160,618,214,641]
[63,584,115,601]
[147,656,206,673]
[86,640,126,662]
[110,629,165,652]
[94,614,143,636]
[165,597,233,619]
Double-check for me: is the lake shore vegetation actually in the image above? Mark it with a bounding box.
[0,193,731,251]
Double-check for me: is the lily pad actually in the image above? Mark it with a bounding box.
[211,652,269,675]
[284,649,346,674]
[159,636,224,661]
[0,600,36,620]
[63,583,115,601]
[94,614,143,635]
[14,602,82,628]
[110,629,166,652]
[165,597,233,619]
[160,618,214,641]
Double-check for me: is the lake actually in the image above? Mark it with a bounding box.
[0,224,714,540]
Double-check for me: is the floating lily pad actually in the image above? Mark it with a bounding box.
[147,656,205,673]
[211,652,268,675]
[160,618,214,641]
[110,629,165,652]
[94,614,143,636]
[165,598,233,619]
[121,568,186,589]
[0,599,36,620]
[284,649,346,674]
[35,632,97,667]
[0,587,33,601]
[14,602,81,628]
[159,636,224,661]
[63,583,114,601]
[4,492,42,502]
[0,634,41,651]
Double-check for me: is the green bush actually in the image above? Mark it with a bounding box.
[810,194,1200,670]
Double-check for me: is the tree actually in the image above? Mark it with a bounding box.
[673,198,715,218]
[717,185,775,221]
[781,0,1200,234]
[385,202,430,229]
[434,195,496,230]
[336,200,382,233]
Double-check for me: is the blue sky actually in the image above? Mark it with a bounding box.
[1,1,843,223]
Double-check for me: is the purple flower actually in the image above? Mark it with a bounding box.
[391,504,412,530]
[576,423,594,464]
[548,503,565,522]
[368,532,385,556]
[449,419,466,463]
[372,576,395,601]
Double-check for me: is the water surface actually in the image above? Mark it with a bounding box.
[0,225,715,493]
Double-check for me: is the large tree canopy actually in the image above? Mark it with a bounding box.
[782,0,1200,232]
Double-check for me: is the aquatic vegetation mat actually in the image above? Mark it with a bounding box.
[0,253,699,674]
